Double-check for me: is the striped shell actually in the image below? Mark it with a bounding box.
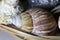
[51,5,60,29]
[26,8,57,36]
[20,12,33,32]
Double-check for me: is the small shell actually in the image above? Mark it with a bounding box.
[20,12,33,32]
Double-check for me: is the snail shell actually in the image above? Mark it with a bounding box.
[20,12,33,32]
[27,8,57,36]
[51,5,60,29]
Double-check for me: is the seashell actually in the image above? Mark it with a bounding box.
[20,12,33,32]
[26,8,57,36]
[0,0,23,27]
[51,5,60,29]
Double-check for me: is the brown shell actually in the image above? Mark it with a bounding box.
[26,8,57,36]
[20,12,33,32]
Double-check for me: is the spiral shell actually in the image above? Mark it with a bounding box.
[26,8,57,36]
[20,12,33,32]
[51,5,60,29]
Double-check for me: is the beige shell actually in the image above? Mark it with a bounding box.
[20,12,33,32]
[0,0,23,27]
[26,8,57,36]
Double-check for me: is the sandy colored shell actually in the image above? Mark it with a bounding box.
[0,0,23,27]
[20,12,33,32]
[26,8,57,36]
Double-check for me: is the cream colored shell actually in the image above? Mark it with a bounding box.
[0,0,23,27]
[20,12,33,32]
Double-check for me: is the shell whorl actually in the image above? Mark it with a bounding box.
[27,8,57,36]
[20,12,33,32]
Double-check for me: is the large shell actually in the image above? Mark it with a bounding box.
[26,8,57,36]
